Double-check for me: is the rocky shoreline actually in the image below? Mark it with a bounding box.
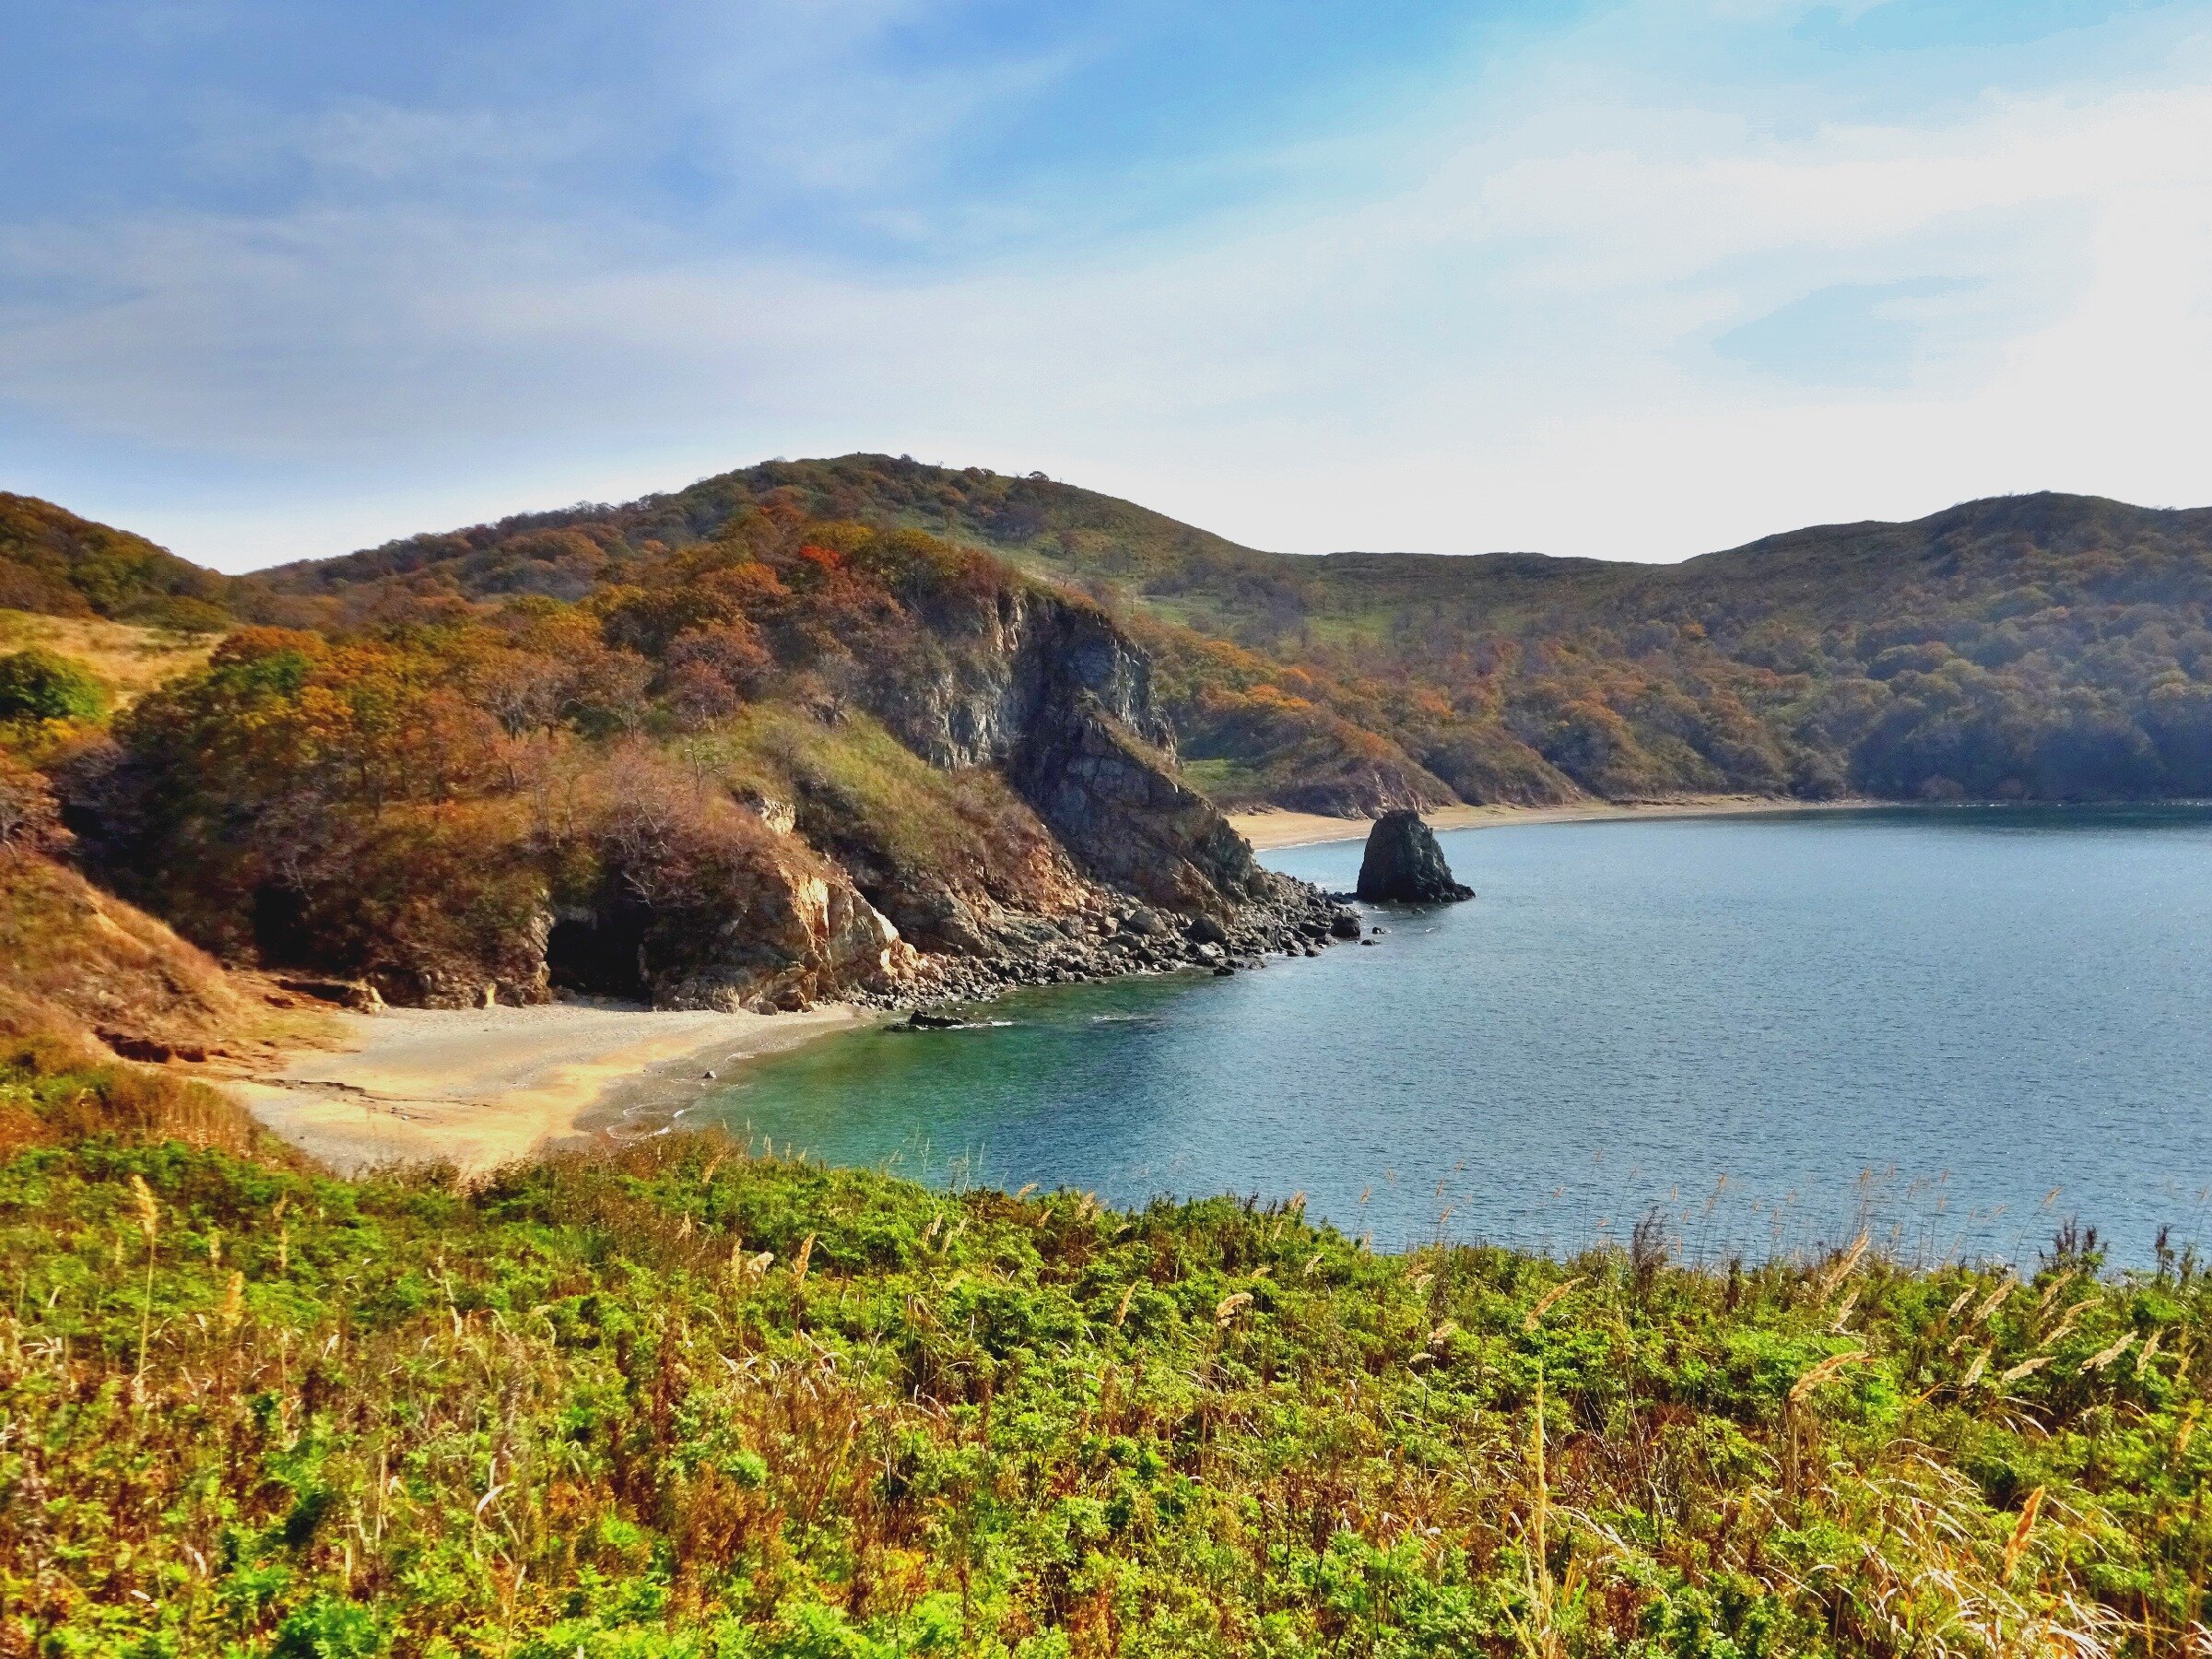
[858,871,1364,1009]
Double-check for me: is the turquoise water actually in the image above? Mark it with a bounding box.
[696,806,2212,1265]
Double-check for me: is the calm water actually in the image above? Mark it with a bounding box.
[694,806,2212,1266]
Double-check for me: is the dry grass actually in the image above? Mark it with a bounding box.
[0,606,219,703]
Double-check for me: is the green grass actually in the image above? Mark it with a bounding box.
[4,1062,2209,1655]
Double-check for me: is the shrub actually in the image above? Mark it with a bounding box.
[0,646,108,723]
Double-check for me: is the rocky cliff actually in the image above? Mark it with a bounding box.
[51,498,1360,1015]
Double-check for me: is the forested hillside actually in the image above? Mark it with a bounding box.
[3,493,1344,1015]
[8,458,2212,1014]
[0,492,235,631]
[436,457,2212,811]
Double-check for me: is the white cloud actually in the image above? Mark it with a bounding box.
[5,7,2212,567]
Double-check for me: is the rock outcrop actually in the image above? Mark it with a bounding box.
[1355,810,1474,904]
[870,581,1280,923]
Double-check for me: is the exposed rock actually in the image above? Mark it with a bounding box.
[1328,913,1363,940]
[734,788,798,835]
[1355,810,1474,904]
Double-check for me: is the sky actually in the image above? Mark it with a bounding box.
[4,1,2211,571]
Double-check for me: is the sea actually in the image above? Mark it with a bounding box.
[686,806,2212,1267]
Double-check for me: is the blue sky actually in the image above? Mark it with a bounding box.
[4,1,2210,569]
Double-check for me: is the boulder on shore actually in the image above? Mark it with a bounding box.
[1355,810,1474,904]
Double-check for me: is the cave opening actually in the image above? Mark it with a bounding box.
[546,902,650,1000]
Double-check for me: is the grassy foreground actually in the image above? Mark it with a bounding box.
[4,1050,2209,1656]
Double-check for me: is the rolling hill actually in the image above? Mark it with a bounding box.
[268,456,2212,811]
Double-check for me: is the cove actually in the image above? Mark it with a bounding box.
[693,805,2212,1266]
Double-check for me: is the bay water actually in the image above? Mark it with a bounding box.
[691,806,2212,1266]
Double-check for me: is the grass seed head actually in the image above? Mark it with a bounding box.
[1788,1348,1869,1406]
[2002,1486,2045,1581]
[128,1174,159,1246]
[2080,1332,2134,1372]
[1522,1276,1584,1334]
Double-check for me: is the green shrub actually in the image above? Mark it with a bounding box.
[0,646,108,723]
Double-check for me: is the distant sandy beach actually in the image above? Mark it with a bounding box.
[225,999,869,1176]
[1230,794,1862,851]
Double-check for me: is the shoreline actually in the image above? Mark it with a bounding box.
[218,797,1869,1173]
[1230,794,1874,851]
[221,998,871,1177]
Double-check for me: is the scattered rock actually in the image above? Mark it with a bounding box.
[1328,912,1363,940]
[904,1010,966,1030]
[276,976,387,1013]
[1355,810,1474,904]
[1123,907,1163,936]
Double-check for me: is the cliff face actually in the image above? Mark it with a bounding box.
[594,584,1337,1006]
[880,584,1174,769]
[865,582,1269,920]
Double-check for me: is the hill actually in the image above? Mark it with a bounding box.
[0,493,235,630]
[11,496,1347,1012]
[279,456,2212,811]
[12,460,2212,1011]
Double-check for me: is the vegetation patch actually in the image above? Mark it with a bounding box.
[2,1081,2203,1656]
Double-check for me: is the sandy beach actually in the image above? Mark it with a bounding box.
[213,798,1841,1172]
[1229,794,1853,850]
[225,999,869,1176]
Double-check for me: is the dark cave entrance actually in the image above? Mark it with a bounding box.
[545,899,651,1000]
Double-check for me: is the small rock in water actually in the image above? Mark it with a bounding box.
[1355,810,1475,904]
[701,1068,716,1080]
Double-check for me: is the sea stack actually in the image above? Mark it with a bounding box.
[1355,809,1474,904]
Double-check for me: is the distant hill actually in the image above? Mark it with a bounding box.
[0,494,233,630]
[273,456,2212,810]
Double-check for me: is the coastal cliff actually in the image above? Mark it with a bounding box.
[34,503,1353,1014]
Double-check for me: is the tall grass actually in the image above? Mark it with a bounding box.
[5,1088,2210,1655]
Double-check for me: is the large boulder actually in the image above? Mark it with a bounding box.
[1355,810,1473,904]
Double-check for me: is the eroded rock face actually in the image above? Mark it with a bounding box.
[859,580,1281,931]
[1355,810,1474,904]
[877,586,1173,771]
[653,864,918,1013]
[1009,692,1265,921]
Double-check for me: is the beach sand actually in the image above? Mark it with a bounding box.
[224,999,869,1176]
[1230,794,1853,851]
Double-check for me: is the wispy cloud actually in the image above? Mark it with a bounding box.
[2,1,2209,567]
